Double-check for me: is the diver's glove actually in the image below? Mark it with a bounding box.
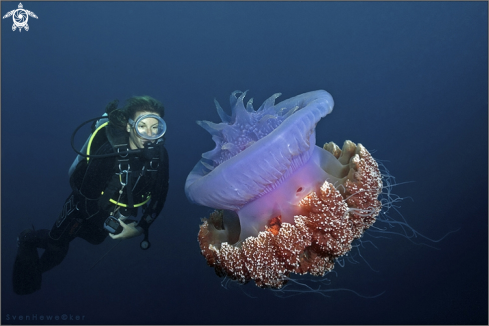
[108,220,143,240]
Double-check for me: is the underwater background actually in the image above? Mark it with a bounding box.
[1,1,487,325]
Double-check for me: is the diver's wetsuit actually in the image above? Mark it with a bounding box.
[13,139,169,295]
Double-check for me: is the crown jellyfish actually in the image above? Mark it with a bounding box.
[185,90,383,288]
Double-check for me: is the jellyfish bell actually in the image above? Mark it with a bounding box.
[185,90,383,288]
[185,90,337,236]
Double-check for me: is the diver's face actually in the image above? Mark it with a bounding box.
[127,111,161,149]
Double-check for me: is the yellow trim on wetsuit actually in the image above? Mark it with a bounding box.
[109,195,151,207]
[100,191,152,208]
[86,121,109,162]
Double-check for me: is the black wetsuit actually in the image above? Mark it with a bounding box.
[13,139,169,295]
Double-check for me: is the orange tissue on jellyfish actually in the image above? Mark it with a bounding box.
[185,90,383,289]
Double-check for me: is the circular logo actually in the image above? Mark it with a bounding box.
[13,9,28,28]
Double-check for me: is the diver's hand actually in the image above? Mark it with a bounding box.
[109,220,142,240]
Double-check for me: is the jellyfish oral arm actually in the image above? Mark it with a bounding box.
[237,145,344,240]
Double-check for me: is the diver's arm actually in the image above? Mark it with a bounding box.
[82,143,116,199]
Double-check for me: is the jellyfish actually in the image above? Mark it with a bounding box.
[185,90,383,288]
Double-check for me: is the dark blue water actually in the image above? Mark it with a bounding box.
[2,1,487,324]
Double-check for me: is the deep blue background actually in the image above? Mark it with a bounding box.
[2,1,487,325]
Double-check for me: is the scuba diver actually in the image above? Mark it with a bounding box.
[12,96,170,295]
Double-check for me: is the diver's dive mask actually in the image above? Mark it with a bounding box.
[128,114,167,141]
